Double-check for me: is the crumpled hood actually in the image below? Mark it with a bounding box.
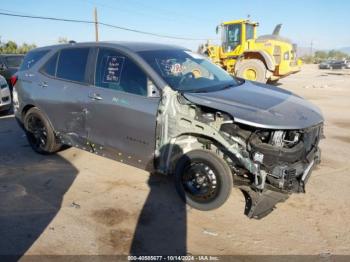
[184,81,324,130]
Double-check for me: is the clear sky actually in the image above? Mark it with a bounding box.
[0,0,349,51]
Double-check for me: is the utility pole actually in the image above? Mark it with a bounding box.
[94,7,99,42]
[310,40,314,56]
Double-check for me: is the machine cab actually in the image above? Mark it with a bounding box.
[217,20,258,54]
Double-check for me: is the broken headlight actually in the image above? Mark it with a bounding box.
[270,130,300,148]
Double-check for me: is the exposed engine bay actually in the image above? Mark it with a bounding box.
[156,86,323,219]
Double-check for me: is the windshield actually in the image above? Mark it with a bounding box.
[138,49,240,92]
[4,56,24,67]
[222,24,241,52]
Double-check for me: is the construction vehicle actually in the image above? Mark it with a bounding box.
[199,19,302,83]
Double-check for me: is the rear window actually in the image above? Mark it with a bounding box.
[4,56,24,67]
[56,48,89,83]
[41,52,59,77]
[19,50,49,71]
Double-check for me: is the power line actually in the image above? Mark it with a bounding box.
[79,0,180,23]
[80,0,207,25]
[0,11,209,41]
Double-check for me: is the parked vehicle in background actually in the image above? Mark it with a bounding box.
[0,54,24,92]
[318,60,332,69]
[346,60,350,69]
[319,60,350,70]
[0,75,12,114]
[330,60,350,69]
[12,42,324,218]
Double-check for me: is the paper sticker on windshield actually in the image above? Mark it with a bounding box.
[102,56,125,83]
[184,51,205,60]
[156,59,183,77]
[170,63,182,75]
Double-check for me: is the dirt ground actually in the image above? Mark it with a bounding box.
[0,64,350,256]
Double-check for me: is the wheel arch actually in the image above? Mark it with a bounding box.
[21,104,36,120]
[159,132,233,175]
[21,104,57,135]
[240,50,275,71]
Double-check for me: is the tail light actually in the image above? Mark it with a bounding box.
[10,75,18,87]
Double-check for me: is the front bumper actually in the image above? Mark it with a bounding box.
[238,148,321,219]
[266,146,321,194]
[237,124,323,219]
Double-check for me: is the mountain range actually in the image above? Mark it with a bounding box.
[339,47,350,54]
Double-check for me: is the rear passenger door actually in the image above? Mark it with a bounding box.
[38,47,93,142]
[86,47,160,170]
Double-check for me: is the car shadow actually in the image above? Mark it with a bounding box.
[0,116,78,259]
[130,147,187,255]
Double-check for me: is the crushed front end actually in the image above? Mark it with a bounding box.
[156,86,324,219]
[220,122,323,218]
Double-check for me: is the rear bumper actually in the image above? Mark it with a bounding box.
[0,103,11,112]
[274,63,301,79]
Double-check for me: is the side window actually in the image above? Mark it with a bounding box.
[41,52,58,77]
[56,48,89,83]
[95,48,147,96]
[246,24,255,40]
[19,50,49,71]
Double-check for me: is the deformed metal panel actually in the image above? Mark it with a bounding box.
[184,80,324,130]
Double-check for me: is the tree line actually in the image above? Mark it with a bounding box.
[0,37,69,54]
[0,39,37,54]
[302,50,350,64]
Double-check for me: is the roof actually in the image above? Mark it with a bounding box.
[222,19,258,26]
[103,41,187,52]
[31,41,188,53]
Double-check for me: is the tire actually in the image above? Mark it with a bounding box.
[267,79,279,85]
[235,59,267,83]
[24,107,61,154]
[174,149,233,211]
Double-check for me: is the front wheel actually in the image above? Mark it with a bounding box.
[174,149,233,211]
[24,107,61,154]
[235,59,267,83]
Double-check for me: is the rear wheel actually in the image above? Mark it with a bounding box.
[236,59,267,83]
[24,107,61,154]
[174,149,233,211]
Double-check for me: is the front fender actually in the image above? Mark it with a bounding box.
[243,50,275,71]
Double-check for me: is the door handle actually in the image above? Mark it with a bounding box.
[88,93,103,101]
[38,81,48,88]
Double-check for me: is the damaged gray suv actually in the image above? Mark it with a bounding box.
[13,42,324,218]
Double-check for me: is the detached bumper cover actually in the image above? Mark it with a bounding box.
[239,147,321,219]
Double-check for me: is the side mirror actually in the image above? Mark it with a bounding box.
[215,25,220,34]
